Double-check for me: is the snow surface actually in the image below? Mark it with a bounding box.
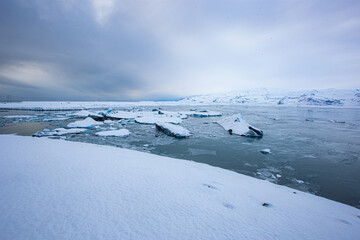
[217,113,264,137]
[95,129,130,137]
[155,122,191,138]
[67,117,104,128]
[0,135,359,240]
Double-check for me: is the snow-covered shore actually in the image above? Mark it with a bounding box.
[0,101,180,110]
[0,135,359,240]
[1,89,359,110]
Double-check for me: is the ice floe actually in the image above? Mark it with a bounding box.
[67,117,103,128]
[155,122,191,138]
[135,116,182,125]
[72,110,103,118]
[106,111,141,119]
[33,128,87,137]
[95,129,130,137]
[260,149,271,154]
[217,113,263,137]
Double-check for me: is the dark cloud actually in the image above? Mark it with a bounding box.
[0,0,359,101]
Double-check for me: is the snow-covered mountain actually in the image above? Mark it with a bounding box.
[179,88,360,107]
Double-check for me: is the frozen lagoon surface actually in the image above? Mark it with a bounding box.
[1,105,360,210]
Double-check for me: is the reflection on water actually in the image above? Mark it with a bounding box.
[1,106,360,208]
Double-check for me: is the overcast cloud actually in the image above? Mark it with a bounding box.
[0,0,359,101]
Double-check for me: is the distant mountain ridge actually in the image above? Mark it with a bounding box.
[179,88,360,107]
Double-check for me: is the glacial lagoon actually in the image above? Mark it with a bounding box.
[1,105,359,208]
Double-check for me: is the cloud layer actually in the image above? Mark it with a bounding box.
[0,0,359,101]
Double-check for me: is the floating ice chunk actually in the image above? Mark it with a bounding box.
[33,128,87,137]
[67,117,103,128]
[329,120,345,124]
[217,113,263,137]
[73,110,91,117]
[260,149,271,154]
[135,116,182,125]
[107,111,141,119]
[73,110,103,118]
[295,179,305,184]
[104,120,118,124]
[53,128,87,135]
[95,129,130,137]
[155,122,191,138]
[158,110,188,119]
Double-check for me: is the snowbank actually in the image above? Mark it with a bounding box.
[95,129,130,137]
[217,113,264,137]
[67,117,103,128]
[0,135,359,240]
[155,122,191,138]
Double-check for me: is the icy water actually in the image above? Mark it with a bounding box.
[1,106,360,208]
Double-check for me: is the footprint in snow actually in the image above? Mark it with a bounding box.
[262,203,272,207]
[223,203,235,209]
[203,184,217,190]
[338,219,351,225]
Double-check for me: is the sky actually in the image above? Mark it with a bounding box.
[0,0,359,101]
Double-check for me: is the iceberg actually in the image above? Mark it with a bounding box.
[155,122,191,138]
[67,117,103,128]
[95,129,130,137]
[217,113,263,137]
